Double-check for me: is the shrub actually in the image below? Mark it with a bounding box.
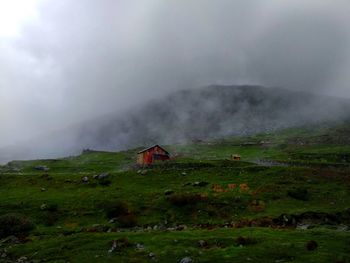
[47,204,58,212]
[0,214,35,238]
[168,193,208,207]
[235,236,258,246]
[117,213,138,228]
[306,240,318,251]
[105,201,130,219]
[39,212,59,226]
[287,188,310,201]
[98,179,112,186]
[104,201,138,227]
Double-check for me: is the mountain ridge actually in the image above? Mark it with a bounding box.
[1,85,349,163]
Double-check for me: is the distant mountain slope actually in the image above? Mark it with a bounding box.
[1,85,350,163]
[76,85,350,149]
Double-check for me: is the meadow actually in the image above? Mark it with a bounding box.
[0,124,349,263]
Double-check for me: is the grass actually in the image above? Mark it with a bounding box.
[0,124,350,262]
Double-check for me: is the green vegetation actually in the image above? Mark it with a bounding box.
[0,124,349,262]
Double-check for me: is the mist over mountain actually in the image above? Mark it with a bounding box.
[1,1,350,152]
[1,85,349,164]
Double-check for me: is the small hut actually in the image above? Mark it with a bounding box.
[137,145,170,165]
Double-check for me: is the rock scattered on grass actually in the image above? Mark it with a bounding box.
[164,189,174,195]
[17,256,28,263]
[108,240,117,253]
[198,240,208,248]
[94,173,109,180]
[137,170,148,175]
[81,176,89,183]
[135,243,145,250]
[180,257,193,263]
[34,166,49,172]
[192,181,209,187]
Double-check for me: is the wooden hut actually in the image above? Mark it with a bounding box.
[137,145,170,165]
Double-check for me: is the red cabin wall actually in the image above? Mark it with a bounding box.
[142,146,168,165]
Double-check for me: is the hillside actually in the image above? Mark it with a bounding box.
[1,85,350,164]
[0,125,349,262]
[76,85,350,150]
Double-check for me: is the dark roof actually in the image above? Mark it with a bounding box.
[137,145,170,155]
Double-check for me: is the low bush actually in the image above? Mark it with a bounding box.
[235,236,258,246]
[105,201,130,219]
[117,213,138,228]
[104,201,138,227]
[306,240,318,251]
[98,179,112,186]
[39,212,59,226]
[46,204,59,212]
[287,188,310,201]
[168,193,208,207]
[0,214,35,238]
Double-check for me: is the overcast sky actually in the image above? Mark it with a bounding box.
[0,0,350,147]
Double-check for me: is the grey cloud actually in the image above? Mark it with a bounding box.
[0,0,350,156]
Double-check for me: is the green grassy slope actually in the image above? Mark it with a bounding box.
[0,124,349,262]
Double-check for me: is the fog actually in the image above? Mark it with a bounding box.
[1,0,350,160]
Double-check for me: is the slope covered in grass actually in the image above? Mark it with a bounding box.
[0,124,349,262]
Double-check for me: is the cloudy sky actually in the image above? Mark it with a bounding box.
[0,0,350,147]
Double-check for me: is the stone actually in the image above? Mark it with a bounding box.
[81,176,89,183]
[40,203,47,210]
[136,243,145,250]
[17,256,28,263]
[41,188,47,192]
[109,218,117,224]
[198,240,208,248]
[149,252,155,258]
[108,240,117,253]
[164,189,174,195]
[192,181,209,187]
[180,257,193,263]
[0,236,19,244]
[94,173,109,180]
[34,166,49,171]
[176,225,187,231]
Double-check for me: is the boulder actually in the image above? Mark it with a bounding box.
[94,173,109,180]
[40,203,47,210]
[81,176,89,183]
[192,181,209,187]
[180,257,193,263]
[164,190,175,196]
[135,243,145,250]
[198,240,208,248]
[34,166,49,172]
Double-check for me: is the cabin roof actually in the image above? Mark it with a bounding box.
[137,145,170,155]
